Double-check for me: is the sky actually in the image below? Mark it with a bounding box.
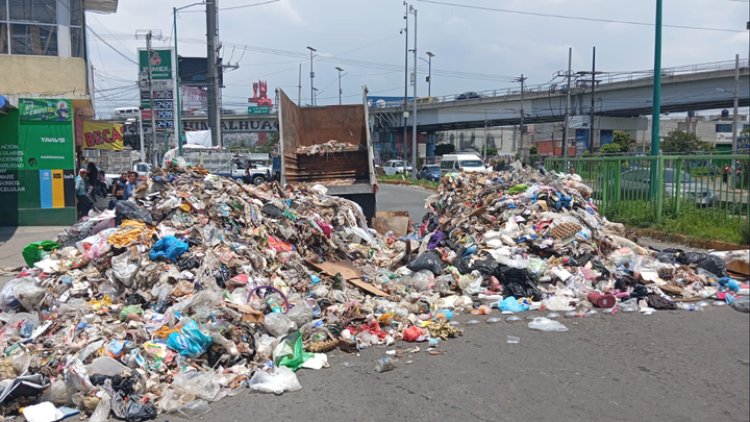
[87,0,750,117]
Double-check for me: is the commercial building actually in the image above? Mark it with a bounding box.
[0,0,118,225]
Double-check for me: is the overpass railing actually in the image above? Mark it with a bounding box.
[544,154,749,244]
[377,58,748,108]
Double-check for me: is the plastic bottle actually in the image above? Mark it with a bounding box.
[676,303,703,312]
[374,356,395,373]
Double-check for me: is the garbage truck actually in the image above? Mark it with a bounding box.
[277,88,377,220]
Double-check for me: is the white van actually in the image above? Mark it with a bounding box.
[439,153,487,174]
[114,107,140,119]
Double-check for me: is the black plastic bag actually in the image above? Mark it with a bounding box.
[407,251,444,275]
[646,293,677,310]
[0,374,49,404]
[261,203,284,219]
[111,392,157,422]
[497,266,542,301]
[115,201,153,225]
[678,252,725,277]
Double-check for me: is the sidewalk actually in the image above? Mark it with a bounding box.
[0,226,66,285]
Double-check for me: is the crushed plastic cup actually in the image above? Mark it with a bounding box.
[465,319,480,325]
[546,312,560,319]
[527,317,569,332]
[375,357,396,373]
[506,315,522,323]
[486,317,502,324]
[506,335,520,344]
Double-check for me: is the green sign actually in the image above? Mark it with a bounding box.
[248,106,271,114]
[18,98,72,123]
[139,48,173,80]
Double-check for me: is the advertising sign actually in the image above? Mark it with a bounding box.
[83,121,125,150]
[0,101,75,226]
[18,98,72,123]
[138,48,176,137]
[139,49,173,80]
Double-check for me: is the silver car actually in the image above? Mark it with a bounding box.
[620,168,715,206]
[382,160,413,176]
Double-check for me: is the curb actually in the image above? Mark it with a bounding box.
[627,227,747,251]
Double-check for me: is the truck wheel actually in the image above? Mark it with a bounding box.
[252,175,266,185]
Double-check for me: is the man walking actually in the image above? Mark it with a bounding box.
[75,168,93,218]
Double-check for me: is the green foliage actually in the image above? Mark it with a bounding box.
[612,130,633,151]
[600,143,625,154]
[528,145,539,155]
[662,130,713,153]
[485,147,498,157]
[434,143,455,156]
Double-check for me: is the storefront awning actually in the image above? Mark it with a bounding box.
[84,0,118,13]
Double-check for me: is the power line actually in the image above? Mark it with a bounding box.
[87,27,139,65]
[417,0,744,33]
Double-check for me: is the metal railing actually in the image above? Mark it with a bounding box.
[374,58,749,109]
[544,154,750,242]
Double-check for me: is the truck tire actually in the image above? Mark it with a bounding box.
[252,175,266,185]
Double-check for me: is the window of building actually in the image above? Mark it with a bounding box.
[0,23,7,54]
[69,0,82,26]
[11,23,57,55]
[1,0,7,20]
[70,25,82,57]
[716,123,733,133]
[9,0,56,24]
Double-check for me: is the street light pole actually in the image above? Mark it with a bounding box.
[426,51,434,97]
[402,2,409,161]
[411,5,418,178]
[517,74,527,161]
[650,0,663,199]
[307,46,316,106]
[335,66,344,105]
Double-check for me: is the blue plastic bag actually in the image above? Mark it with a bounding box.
[499,296,529,313]
[167,319,213,357]
[149,236,189,262]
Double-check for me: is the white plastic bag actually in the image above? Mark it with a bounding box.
[111,252,140,287]
[264,313,295,337]
[527,317,569,332]
[88,391,111,422]
[173,370,224,402]
[247,367,302,395]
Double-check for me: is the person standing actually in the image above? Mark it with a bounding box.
[122,171,139,200]
[75,168,93,218]
[86,162,99,197]
[722,164,729,184]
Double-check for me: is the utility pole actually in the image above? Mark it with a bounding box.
[335,66,344,105]
[307,46,316,106]
[483,117,488,161]
[411,5,418,177]
[563,47,572,161]
[517,74,527,161]
[146,31,157,161]
[402,1,409,161]
[650,0,663,199]
[732,53,740,184]
[297,63,302,105]
[589,46,596,153]
[206,0,222,147]
[426,51,434,97]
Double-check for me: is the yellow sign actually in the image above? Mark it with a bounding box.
[83,121,124,150]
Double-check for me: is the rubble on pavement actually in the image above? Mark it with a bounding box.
[0,163,747,420]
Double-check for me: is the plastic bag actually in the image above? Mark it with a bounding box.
[167,319,213,357]
[527,317,569,332]
[498,266,542,301]
[0,276,47,312]
[110,392,157,422]
[273,332,314,371]
[679,252,725,277]
[115,201,153,225]
[401,270,435,292]
[22,240,60,267]
[112,252,140,287]
[88,391,111,422]
[86,357,127,377]
[247,366,302,395]
[498,296,529,313]
[149,236,189,262]
[286,303,313,328]
[263,313,295,338]
[407,251,444,275]
[173,371,223,402]
[177,400,211,419]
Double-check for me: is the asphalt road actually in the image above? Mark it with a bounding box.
[376,183,433,224]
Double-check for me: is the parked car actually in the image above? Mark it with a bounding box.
[417,165,442,181]
[620,167,715,206]
[382,160,413,176]
[456,91,482,100]
[439,153,488,175]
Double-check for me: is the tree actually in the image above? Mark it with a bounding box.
[662,129,713,153]
[600,142,625,154]
[600,130,633,154]
[434,143,455,156]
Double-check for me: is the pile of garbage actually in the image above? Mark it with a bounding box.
[295,140,360,155]
[1,163,747,421]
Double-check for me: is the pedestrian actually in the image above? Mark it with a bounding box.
[87,162,99,197]
[722,164,729,184]
[123,171,139,200]
[98,169,107,197]
[75,168,93,218]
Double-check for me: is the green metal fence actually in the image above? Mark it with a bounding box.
[545,154,750,243]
